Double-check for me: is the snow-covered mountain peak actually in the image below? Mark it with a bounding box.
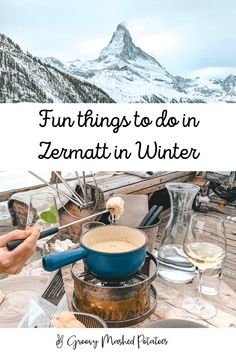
[98,23,160,67]
[99,24,132,60]
[116,23,130,33]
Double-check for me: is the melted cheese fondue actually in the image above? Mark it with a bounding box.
[91,241,136,253]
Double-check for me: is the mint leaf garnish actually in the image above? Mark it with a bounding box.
[39,211,57,224]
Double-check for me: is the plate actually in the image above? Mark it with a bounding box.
[0,275,48,328]
[144,319,206,328]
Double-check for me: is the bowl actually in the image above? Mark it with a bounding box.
[144,319,206,328]
[74,312,107,328]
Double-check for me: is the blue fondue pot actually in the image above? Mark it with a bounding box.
[42,225,147,279]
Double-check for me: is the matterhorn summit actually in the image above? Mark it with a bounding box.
[99,23,160,66]
[99,24,135,60]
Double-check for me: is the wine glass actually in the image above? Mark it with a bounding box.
[181,213,226,319]
[81,221,105,235]
[27,192,60,254]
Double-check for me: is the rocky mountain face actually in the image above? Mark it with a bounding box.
[0,33,114,103]
[221,74,236,96]
[44,24,236,103]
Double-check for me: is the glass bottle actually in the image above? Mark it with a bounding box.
[158,182,200,283]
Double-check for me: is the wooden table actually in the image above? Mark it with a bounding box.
[61,263,236,328]
[2,259,235,328]
[60,208,236,328]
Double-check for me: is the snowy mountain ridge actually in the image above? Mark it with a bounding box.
[44,24,236,103]
[0,33,114,103]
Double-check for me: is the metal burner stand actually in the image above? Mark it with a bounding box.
[71,252,158,327]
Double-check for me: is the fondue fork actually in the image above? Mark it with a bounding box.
[7,209,109,251]
[52,170,85,205]
[28,171,84,208]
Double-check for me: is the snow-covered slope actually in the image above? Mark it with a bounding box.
[45,24,236,103]
[0,33,114,103]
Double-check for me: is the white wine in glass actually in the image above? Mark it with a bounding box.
[184,242,225,269]
[182,213,226,319]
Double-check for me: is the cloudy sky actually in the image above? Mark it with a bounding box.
[1,0,235,77]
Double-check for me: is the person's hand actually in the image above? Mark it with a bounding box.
[0,227,40,274]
